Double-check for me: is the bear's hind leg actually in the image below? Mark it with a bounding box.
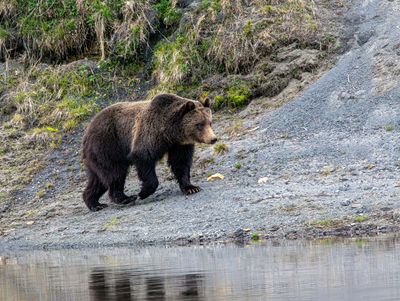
[168,144,200,195]
[136,161,159,199]
[108,166,137,205]
[83,171,108,211]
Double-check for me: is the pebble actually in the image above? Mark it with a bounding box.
[270,225,280,232]
[392,209,400,222]
[341,200,351,206]
[321,165,336,176]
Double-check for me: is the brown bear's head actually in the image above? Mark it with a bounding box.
[179,98,218,145]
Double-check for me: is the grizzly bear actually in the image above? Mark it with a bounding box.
[82,93,217,211]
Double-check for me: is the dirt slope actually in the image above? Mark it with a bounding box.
[1,0,400,250]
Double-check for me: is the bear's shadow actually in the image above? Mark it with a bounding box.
[106,186,190,210]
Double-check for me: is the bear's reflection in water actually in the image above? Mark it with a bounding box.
[89,268,204,301]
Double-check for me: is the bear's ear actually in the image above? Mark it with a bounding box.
[202,97,211,108]
[179,101,196,116]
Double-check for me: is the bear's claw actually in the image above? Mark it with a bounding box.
[183,185,201,195]
[89,203,108,211]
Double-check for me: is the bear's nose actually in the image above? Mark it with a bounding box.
[210,138,218,144]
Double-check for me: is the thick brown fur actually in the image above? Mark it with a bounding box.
[82,93,217,211]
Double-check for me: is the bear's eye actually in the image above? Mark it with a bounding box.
[196,123,204,131]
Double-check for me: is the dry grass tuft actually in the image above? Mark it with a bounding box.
[152,14,207,84]
[0,0,157,62]
[151,0,327,93]
[109,1,155,60]
[208,0,320,73]
[0,1,16,17]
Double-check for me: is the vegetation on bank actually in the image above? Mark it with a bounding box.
[0,0,340,197]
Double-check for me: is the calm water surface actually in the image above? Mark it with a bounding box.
[1,236,400,301]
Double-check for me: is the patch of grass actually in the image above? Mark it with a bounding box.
[226,81,252,108]
[36,190,45,198]
[62,119,79,132]
[0,62,118,199]
[199,0,221,13]
[214,143,229,155]
[225,119,244,138]
[4,64,107,147]
[311,219,334,228]
[206,0,323,73]
[234,163,242,169]
[1,0,154,62]
[385,125,394,132]
[102,217,120,231]
[278,204,299,214]
[213,95,225,110]
[152,30,210,86]
[0,192,7,203]
[153,0,182,27]
[23,210,38,218]
[45,182,54,190]
[199,157,215,169]
[213,81,252,110]
[251,232,260,241]
[243,21,253,38]
[26,127,61,147]
[354,215,368,223]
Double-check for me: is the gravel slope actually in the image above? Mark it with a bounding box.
[1,0,400,250]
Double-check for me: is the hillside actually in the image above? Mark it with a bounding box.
[2,0,395,249]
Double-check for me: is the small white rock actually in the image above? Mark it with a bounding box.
[258,177,269,184]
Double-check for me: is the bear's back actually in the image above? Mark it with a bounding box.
[83,101,149,159]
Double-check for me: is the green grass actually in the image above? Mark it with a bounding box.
[102,217,120,231]
[199,0,221,12]
[311,219,334,228]
[23,210,38,218]
[251,232,260,241]
[213,81,252,110]
[3,64,108,144]
[45,182,54,190]
[354,216,368,223]
[234,163,242,169]
[385,125,395,132]
[214,143,229,155]
[36,190,45,198]
[153,0,182,27]
[1,0,152,62]
[0,192,7,203]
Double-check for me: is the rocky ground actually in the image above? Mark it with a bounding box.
[1,0,400,250]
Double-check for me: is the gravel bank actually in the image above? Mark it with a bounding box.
[1,0,400,250]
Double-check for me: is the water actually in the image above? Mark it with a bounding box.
[1,236,400,301]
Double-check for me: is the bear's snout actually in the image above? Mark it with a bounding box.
[202,126,218,144]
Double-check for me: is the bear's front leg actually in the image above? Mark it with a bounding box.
[136,161,159,199]
[168,144,201,195]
